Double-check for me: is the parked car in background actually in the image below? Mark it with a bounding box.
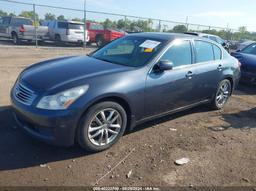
[43,20,89,45]
[185,32,230,52]
[86,21,126,47]
[231,42,256,84]
[11,33,240,152]
[0,16,49,45]
[235,40,255,51]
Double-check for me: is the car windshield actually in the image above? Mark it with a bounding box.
[91,36,166,67]
[241,43,256,55]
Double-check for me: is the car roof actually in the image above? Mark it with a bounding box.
[2,16,31,20]
[128,32,214,42]
[185,32,221,38]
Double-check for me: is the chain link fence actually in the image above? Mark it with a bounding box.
[0,0,244,48]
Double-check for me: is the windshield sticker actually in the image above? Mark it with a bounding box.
[139,40,161,49]
[144,48,153,53]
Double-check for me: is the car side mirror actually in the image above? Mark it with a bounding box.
[236,49,241,52]
[158,60,174,71]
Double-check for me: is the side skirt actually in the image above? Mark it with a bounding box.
[130,99,211,129]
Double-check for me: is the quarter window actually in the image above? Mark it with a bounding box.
[58,22,68,29]
[213,45,222,60]
[160,40,192,67]
[195,41,214,63]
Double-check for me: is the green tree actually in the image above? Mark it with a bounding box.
[9,13,16,17]
[44,13,56,20]
[19,11,39,20]
[117,19,126,29]
[57,15,65,21]
[72,18,82,22]
[0,10,8,17]
[172,25,187,33]
[238,26,247,34]
[102,18,116,29]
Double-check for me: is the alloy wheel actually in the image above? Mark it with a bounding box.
[216,81,231,107]
[88,108,122,146]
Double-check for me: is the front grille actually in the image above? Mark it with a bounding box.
[14,83,36,105]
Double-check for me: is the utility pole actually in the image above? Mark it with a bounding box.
[33,4,38,48]
[83,0,87,49]
[185,16,189,31]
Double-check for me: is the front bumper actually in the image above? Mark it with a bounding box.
[11,93,81,147]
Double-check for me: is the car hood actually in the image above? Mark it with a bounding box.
[21,56,131,91]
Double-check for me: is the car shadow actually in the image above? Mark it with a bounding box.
[0,104,211,171]
[235,83,256,96]
[0,106,89,171]
[221,107,256,130]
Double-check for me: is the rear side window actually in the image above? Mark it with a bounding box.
[195,41,214,63]
[58,22,68,29]
[11,18,32,26]
[213,45,222,60]
[160,40,192,67]
[68,23,83,30]
[208,36,217,43]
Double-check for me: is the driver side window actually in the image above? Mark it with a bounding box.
[160,40,192,67]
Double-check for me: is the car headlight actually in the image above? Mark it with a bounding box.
[37,85,89,110]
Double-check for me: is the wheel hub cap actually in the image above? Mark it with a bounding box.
[88,108,122,146]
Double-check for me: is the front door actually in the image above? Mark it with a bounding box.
[145,40,198,117]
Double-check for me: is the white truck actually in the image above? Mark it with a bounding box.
[43,20,89,46]
[0,16,49,45]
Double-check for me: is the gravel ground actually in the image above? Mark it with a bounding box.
[0,47,256,188]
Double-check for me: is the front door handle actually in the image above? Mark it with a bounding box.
[186,71,194,79]
[217,64,223,71]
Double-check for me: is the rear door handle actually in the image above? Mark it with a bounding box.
[186,71,194,79]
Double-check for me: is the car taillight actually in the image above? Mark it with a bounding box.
[66,29,70,35]
[19,25,25,33]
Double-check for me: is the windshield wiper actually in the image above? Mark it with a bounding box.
[92,56,123,66]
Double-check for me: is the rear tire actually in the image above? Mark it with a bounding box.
[210,79,232,110]
[12,33,20,45]
[77,101,127,152]
[96,35,105,47]
[55,34,62,46]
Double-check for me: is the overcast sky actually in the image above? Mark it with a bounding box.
[1,0,255,31]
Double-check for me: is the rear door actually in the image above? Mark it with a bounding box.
[191,40,223,100]
[145,39,199,117]
[67,23,84,41]
[15,18,34,38]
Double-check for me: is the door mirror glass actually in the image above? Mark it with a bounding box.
[158,60,174,71]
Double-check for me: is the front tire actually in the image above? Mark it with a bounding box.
[211,79,232,110]
[77,101,127,152]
